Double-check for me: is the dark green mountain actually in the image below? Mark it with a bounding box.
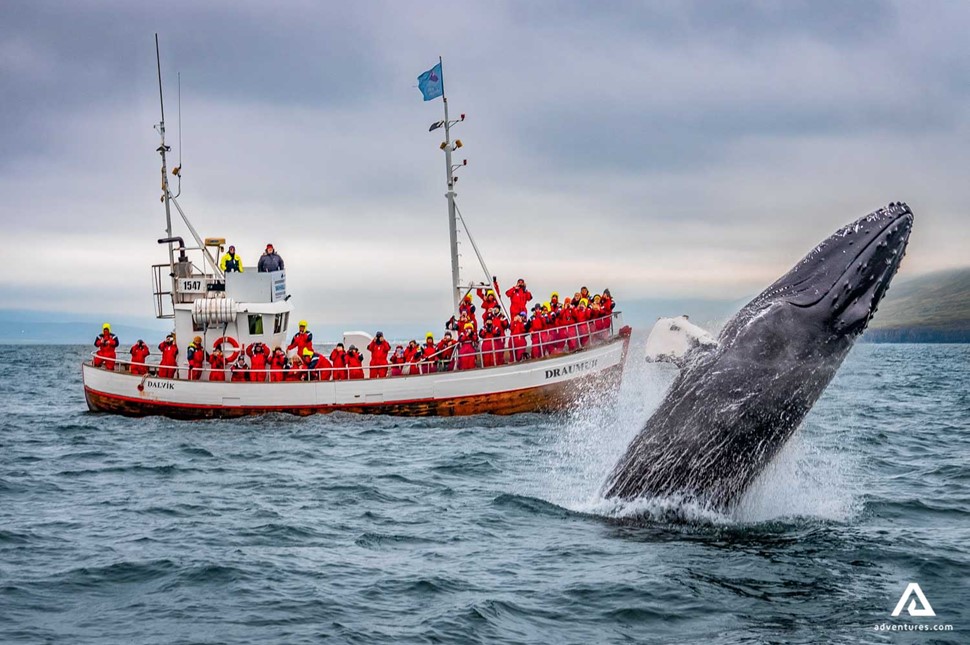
[865,267,970,342]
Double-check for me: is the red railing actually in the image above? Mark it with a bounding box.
[87,312,623,382]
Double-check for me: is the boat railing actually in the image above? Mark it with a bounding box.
[87,311,627,381]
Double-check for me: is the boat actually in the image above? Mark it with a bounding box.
[81,44,632,419]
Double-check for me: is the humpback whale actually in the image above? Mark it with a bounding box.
[603,202,914,511]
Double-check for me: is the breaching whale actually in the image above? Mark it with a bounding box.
[602,202,914,511]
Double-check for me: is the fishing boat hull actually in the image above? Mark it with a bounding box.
[83,334,631,419]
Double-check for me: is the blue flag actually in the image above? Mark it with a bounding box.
[417,63,443,101]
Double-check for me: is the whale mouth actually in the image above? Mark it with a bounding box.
[827,205,913,332]
[779,203,913,325]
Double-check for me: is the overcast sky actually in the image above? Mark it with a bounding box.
[2,1,968,328]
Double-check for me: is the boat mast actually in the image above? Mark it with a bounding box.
[155,34,177,305]
[439,57,462,314]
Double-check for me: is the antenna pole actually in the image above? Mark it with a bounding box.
[440,56,462,314]
[155,34,177,308]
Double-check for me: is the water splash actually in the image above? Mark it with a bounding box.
[535,333,861,525]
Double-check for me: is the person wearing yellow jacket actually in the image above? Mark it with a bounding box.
[219,245,243,273]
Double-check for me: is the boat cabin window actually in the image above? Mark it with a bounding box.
[248,314,264,335]
[274,313,284,334]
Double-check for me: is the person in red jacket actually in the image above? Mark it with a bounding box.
[304,347,333,381]
[490,311,509,365]
[247,342,269,383]
[187,336,206,380]
[286,358,307,381]
[329,343,348,380]
[158,334,178,378]
[93,323,120,370]
[601,288,616,315]
[435,332,457,371]
[559,301,579,352]
[590,302,608,342]
[510,311,529,362]
[528,304,546,359]
[575,299,592,346]
[346,346,365,380]
[459,293,476,320]
[389,346,406,377]
[543,304,563,355]
[457,325,478,370]
[208,348,226,381]
[477,285,500,324]
[504,278,533,318]
[269,347,287,382]
[367,331,391,378]
[287,320,314,356]
[479,321,497,368]
[421,333,437,374]
[230,357,249,382]
[402,340,420,375]
[129,339,150,375]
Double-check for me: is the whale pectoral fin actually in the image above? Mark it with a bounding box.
[644,315,717,366]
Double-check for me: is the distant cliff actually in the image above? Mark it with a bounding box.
[865,267,970,343]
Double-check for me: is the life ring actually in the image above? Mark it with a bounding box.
[213,336,241,362]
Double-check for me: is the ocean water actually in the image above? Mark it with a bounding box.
[1,342,967,644]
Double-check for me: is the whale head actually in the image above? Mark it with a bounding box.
[719,202,914,359]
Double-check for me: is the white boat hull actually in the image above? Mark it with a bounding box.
[82,334,631,418]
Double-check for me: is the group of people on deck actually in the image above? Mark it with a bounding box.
[91,277,616,381]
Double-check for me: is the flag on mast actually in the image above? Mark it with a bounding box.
[417,63,443,101]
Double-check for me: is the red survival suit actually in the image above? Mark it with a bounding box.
[510,314,528,362]
[367,337,391,378]
[346,349,365,380]
[93,329,119,370]
[158,339,178,378]
[287,329,314,356]
[186,340,206,380]
[208,351,226,381]
[269,349,287,382]
[457,329,478,370]
[504,284,533,318]
[128,341,150,375]
[247,342,269,383]
[330,346,348,380]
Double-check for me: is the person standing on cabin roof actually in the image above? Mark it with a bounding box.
[219,245,243,273]
[504,278,533,318]
[158,334,178,378]
[93,323,119,370]
[258,243,284,272]
[367,332,391,378]
[287,320,314,356]
[129,339,150,375]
